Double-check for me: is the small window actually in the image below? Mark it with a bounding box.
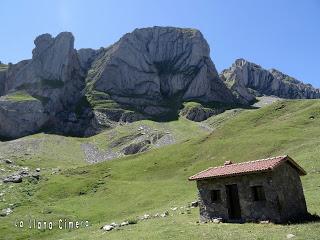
[210,190,221,202]
[251,186,266,201]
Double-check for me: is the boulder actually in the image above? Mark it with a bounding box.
[3,174,22,183]
[212,218,222,223]
[120,221,129,226]
[102,225,114,231]
[4,159,13,164]
[191,201,199,207]
[286,234,296,239]
[0,208,12,217]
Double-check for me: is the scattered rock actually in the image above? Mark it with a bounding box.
[0,208,12,217]
[122,140,151,155]
[110,222,118,228]
[259,220,270,224]
[4,159,13,164]
[171,207,178,211]
[286,234,296,239]
[3,174,22,183]
[51,168,61,174]
[120,221,129,226]
[212,218,222,223]
[102,225,114,231]
[191,201,199,207]
[35,168,41,172]
[31,173,40,180]
[19,169,29,176]
[142,214,150,220]
[160,211,169,218]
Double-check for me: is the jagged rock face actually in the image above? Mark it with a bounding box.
[0,71,6,96]
[5,32,84,111]
[221,59,320,104]
[0,32,89,139]
[77,48,101,71]
[0,64,8,96]
[86,27,235,118]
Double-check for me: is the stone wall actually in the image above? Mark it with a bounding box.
[196,162,307,223]
[271,163,308,222]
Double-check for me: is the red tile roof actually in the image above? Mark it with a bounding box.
[188,155,306,181]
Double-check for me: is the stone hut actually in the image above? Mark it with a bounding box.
[189,155,308,223]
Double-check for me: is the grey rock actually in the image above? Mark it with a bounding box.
[102,224,114,231]
[286,234,296,239]
[0,32,86,139]
[86,27,235,119]
[191,201,199,207]
[212,218,222,223]
[0,208,12,217]
[221,59,320,104]
[4,159,13,164]
[0,95,48,139]
[0,67,7,96]
[180,103,225,122]
[110,222,118,227]
[122,140,151,155]
[3,174,22,183]
[77,48,100,70]
[120,221,129,226]
[160,211,169,217]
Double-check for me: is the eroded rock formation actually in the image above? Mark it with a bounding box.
[221,59,320,104]
[86,27,235,120]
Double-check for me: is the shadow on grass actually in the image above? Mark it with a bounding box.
[282,212,320,225]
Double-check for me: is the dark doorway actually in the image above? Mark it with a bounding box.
[226,184,241,220]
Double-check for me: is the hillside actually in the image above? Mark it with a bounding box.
[0,99,320,239]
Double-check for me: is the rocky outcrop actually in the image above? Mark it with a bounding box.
[77,48,101,71]
[0,94,48,139]
[0,32,90,139]
[180,102,225,122]
[86,27,235,120]
[221,59,320,104]
[0,64,7,96]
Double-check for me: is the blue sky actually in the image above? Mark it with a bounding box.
[1,0,319,87]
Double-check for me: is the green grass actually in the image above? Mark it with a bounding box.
[3,91,38,102]
[0,99,320,239]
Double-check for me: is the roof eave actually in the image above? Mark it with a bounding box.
[188,169,272,181]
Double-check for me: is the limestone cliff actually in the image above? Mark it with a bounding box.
[221,59,320,104]
[0,32,88,139]
[85,27,235,120]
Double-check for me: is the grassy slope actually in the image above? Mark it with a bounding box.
[2,91,38,102]
[1,100,320,239]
